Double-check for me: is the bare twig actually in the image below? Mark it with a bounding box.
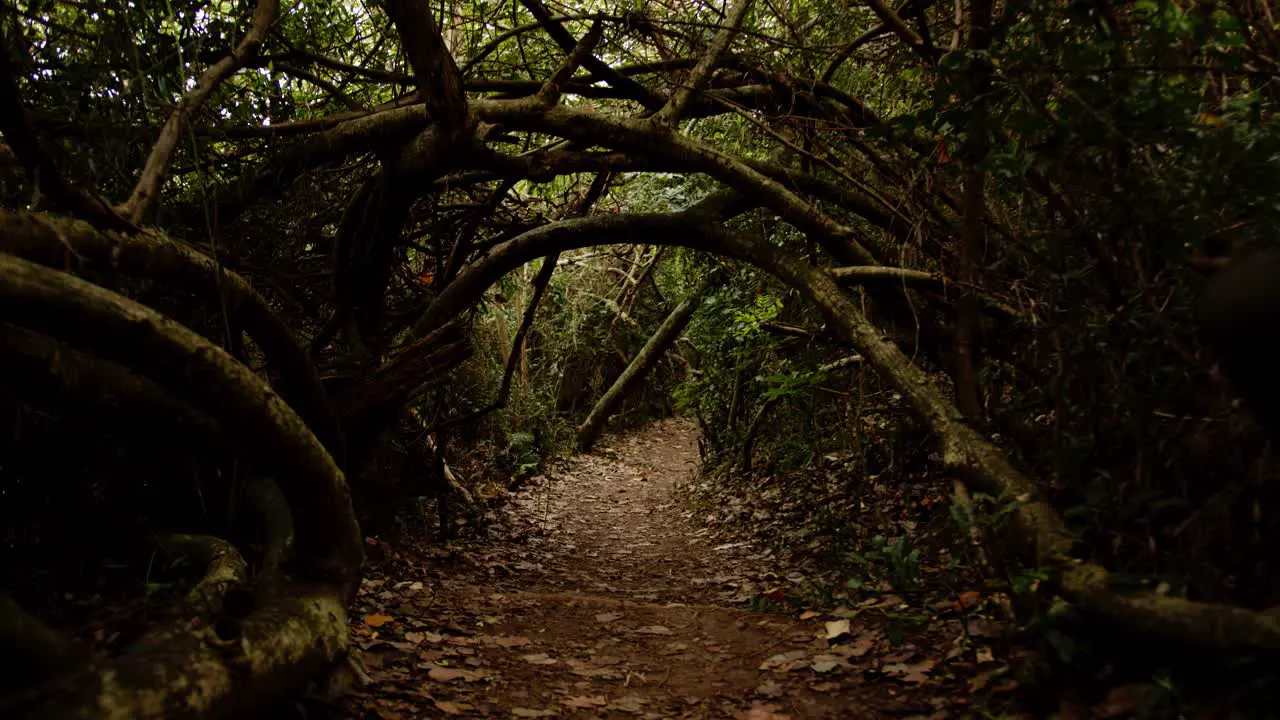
[117,0,280,223]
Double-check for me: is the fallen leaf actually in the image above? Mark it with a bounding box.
[810,681,840,693]
[809,654,849,674]
[364,613,395,628]
[882,658,936,684]
[511,708,557,718]
[594,612,623,623]
[737,702,792,720]
[607,694,648,713]
[635,625,673,635]
[759,650,808,672]
[562,695,607,709]
[824,619,851,640]
[434,700,474,715]
[799,610,821,620]
[521,653,558,665]
[844,634,876,657]
[427,665,482,683]
[755,680,784,698]
[976,646,995,663]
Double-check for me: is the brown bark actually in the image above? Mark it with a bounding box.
[381,0,469,137]
[654,0,754,125]
[952,0,994,421]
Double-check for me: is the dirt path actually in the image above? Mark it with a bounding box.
[341,420,990,719]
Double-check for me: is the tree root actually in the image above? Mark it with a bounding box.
[157,535,249,618]
[6,585,348,720]
[0,252,362,718]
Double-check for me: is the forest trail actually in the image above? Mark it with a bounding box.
[341,420,969,719]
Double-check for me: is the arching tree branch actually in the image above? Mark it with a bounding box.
[0,252,361,582]
[0,210,345,463]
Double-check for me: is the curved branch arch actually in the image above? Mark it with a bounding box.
[0,252,361,582]
[0,209,345,463]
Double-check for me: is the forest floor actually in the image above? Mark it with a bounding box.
[338,419,1018,719]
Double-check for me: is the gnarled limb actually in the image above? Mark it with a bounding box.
[0,252,361,584]
[0,321,221,442]
[10,585,349,720]
[157,535,249,617]
[517,0,665,109]
[381,0,469,137]
[472,100,878,265]
[206,104,429,225]
[0,209,345,464]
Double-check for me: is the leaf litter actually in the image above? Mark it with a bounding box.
[338,419,1018,719]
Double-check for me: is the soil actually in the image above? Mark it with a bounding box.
[340,419,1014,719]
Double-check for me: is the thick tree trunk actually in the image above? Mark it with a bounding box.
[576,283,711,451]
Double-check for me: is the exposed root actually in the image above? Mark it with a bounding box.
[158,535,249,617]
